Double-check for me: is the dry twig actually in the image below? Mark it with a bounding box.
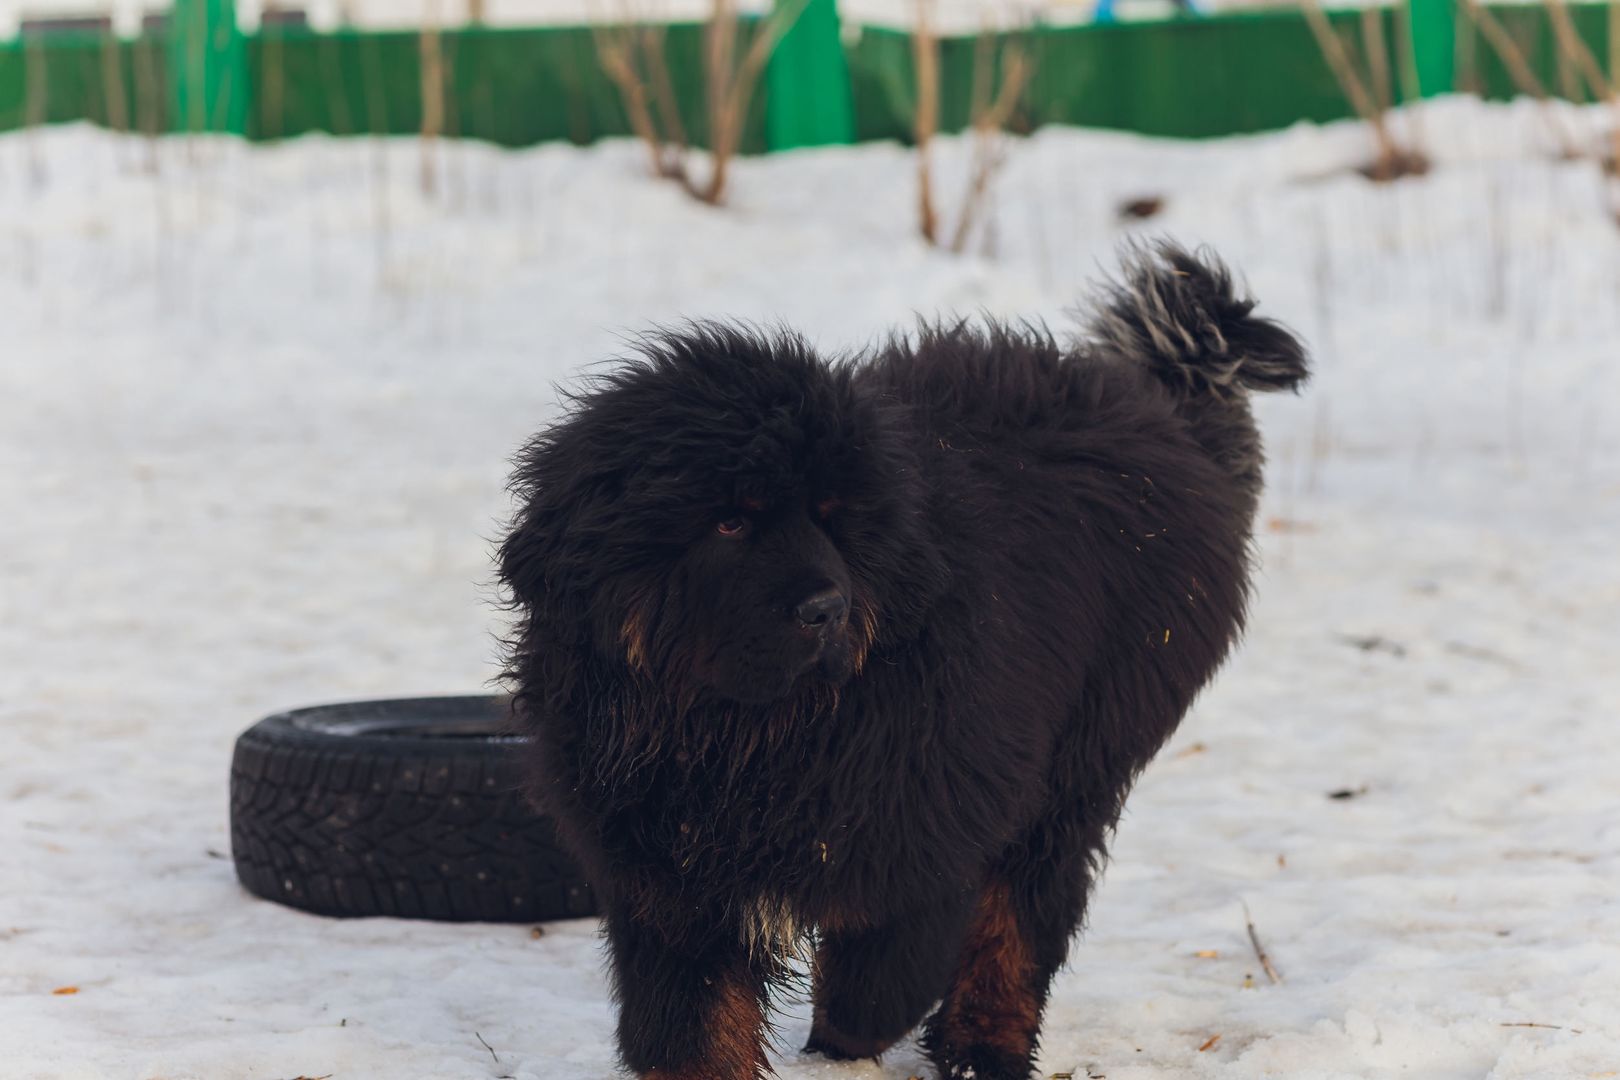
[1542,0,1620,177]
[1393,3,1427,146]
[596,0,809,204]
[99,32,129,135]
[951,34,1031,252]
[1242,901,1283,985]
[419,0,446,196]
[1544,0,1610,99]
[913,0,941,243]
[1613,0,1620,189]
[1299,0,1420,179]
[912,0,1033,251]
[1361,6,1392,114]
[1457,0,1580,156]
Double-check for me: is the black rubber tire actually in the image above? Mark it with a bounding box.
[229,695,596,923]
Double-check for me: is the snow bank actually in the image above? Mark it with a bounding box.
[1,96,1617,1078]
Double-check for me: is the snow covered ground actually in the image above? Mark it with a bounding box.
[1,97,1618,1079]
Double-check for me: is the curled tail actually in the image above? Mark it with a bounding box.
[1087,242,1309,400]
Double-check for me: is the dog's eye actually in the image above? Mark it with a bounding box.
[716,518,748,537]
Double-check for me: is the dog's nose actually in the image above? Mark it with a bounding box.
[794,587,848,629]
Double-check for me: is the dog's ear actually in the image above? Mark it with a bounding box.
[497,427,629,711]
[500,470,607,614]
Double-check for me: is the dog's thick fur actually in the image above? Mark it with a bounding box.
[498,244,1307,1080]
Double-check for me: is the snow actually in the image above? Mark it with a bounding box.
[1,95,1618,1079]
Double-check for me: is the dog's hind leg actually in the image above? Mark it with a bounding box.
[804,893,976,1061]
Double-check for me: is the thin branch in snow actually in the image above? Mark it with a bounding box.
[475,1031,500,1062]
[1242,901,1283,985]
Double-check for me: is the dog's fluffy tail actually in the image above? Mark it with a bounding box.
[1087,242,1309,400]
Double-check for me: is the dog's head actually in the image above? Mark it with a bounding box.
[499,325,944,708]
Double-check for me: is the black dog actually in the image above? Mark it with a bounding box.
[497,244,1306,1080]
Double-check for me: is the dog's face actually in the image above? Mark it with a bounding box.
[500,328,919,707]
[640,488,860,704]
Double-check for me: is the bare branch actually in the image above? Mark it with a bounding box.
[951,39,1030,253]
[913,0,941,245]
[419,0,446,197]
[643,24,690,155]
[707,0,813,197]
[1543,0,1612,100]
[100,32,129,134]
[1462,0,1551,98]
[1300,0,1382,124]
[733,0,812,120]
[1612,0,1620,187]
[594,20,685,181]
[1242,901,1283,985]
[597,0,810,205]
[1458,0,1581,156]
[1361,7,1392,114]
[1300,0,1404,177]
[1393,2,1427,147]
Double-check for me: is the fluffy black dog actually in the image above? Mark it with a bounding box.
[497,244,1306,1080]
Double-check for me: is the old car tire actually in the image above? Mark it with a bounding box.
[229,696,595,923]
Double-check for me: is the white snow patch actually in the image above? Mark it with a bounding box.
[1,96,1618,1078]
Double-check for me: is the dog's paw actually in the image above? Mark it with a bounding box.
[921,1026,1036,1080]
[932,1047,1035,1080]
[802,1021,894,1062]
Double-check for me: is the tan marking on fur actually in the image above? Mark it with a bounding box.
[620,597,654,673]
[643,971,770,1080]
[848,593,880,675]
[741,896,810,964]
[932,879,1040,1062]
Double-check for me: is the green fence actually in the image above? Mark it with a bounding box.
[852,5,1615,141]
[1,5,1615,148]
[247,22,768,150]
[0,31,167,133]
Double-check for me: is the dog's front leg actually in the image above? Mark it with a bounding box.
[605,904,770,1080]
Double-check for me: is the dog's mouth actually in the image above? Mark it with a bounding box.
[694,627,856,705]
[802,630,855,685]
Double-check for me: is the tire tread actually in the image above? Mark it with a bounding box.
[229,713,594,923]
